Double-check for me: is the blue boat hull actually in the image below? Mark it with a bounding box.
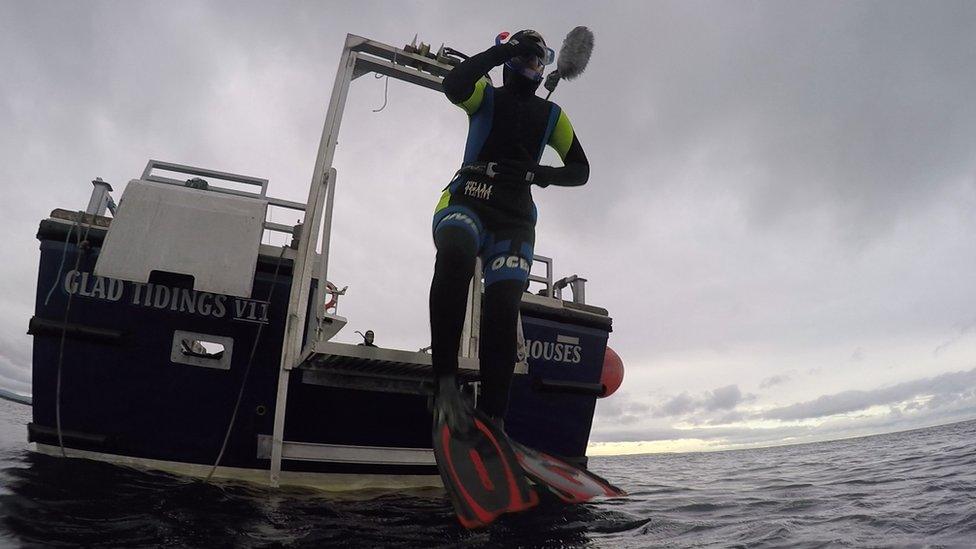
[29,219,612,486]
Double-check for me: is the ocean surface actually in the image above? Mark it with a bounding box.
[1,398,974,548]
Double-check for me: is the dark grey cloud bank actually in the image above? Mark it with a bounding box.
[2,1,976,449]
[594,367,976,448]
[761,368,976,421]
[653,385,753,418]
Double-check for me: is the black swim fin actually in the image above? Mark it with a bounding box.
[432,408,539,528]
[510,439,627,503]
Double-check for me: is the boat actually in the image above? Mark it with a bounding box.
[26,34,622,490]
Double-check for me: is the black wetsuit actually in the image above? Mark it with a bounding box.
[429,42,589,419]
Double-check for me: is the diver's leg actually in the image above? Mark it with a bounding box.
[430,224,478,378]
[477,230,534,421]
[478,279,525,420]
[429,205,484,431]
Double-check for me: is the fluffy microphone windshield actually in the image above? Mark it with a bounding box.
[555,26,594,81]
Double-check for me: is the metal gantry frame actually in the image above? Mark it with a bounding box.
[267,34,457,487]
[265,35,566,486]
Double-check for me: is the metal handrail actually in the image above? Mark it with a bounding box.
[529,255,554,298]
[144,174,306,211]
[138,160,306,237]
[142,159,270,196]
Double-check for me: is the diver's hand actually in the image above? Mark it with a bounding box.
[491,160,552,187]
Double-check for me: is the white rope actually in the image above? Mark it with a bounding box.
[205,245,288,482]
[43,221,76,307]
[372,51,398,113]
[55,212,93,458]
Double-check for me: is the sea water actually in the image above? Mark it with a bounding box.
[1,398,974,547]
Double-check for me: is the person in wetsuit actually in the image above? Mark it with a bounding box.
[430,30,590,430]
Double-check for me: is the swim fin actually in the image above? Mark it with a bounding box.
[510,439,627,503]
[432,408,539,528]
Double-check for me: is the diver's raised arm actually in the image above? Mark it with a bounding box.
[442,39,546,105]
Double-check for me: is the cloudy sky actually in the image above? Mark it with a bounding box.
[2,1,975,454]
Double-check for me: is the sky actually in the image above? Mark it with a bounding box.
[1,0,975,455]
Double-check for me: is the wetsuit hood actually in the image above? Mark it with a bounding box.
[502,29,548,96]
[503,64,542,95]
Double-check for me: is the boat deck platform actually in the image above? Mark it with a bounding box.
[297,341,484,395]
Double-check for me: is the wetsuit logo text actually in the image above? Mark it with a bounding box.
[464,181,493,200]
[441,212,479,235]
[489,255,531,274]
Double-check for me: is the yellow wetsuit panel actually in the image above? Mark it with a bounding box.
[456,77,489,115]
[548,110,574,161]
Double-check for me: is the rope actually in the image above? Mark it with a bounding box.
[372,72,390,112]
[55,212,93,458]
[205,244,288,482]
[372,51,398,113]
[44,221,77,307]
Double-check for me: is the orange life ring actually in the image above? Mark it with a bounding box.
[324,281,339,312]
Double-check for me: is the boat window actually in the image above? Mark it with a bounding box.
[170,330,234,370]
[180,339,225,360]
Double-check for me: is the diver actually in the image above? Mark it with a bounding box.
[355,330,376,347]
[429,29,590,433]
[428,29,618,529]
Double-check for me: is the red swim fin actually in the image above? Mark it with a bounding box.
[510,439,626,504]
[432,411,539,528]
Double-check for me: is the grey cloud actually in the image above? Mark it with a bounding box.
[589,422,817,447]
[707,410,746,426]
[656,392,697,417]
[704,385,743,411]
[923,390,974,412]
[663,3,974,239]
[761,368,976,421]
[653,385,749,418]
[0,349,31,388]
[594,395,650,426]
[903,400,925,412]
[760,374,791,389]
[593,396,976,451]
[933,319,976,356]
[594,371,976,450]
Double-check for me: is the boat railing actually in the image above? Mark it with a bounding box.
[140,159,307,239]
[82,159,309,244]
[530,255,554,298]
[553,274,587,304]
[141,159,271,196]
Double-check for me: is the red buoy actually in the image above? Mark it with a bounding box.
[599,346,624,398]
